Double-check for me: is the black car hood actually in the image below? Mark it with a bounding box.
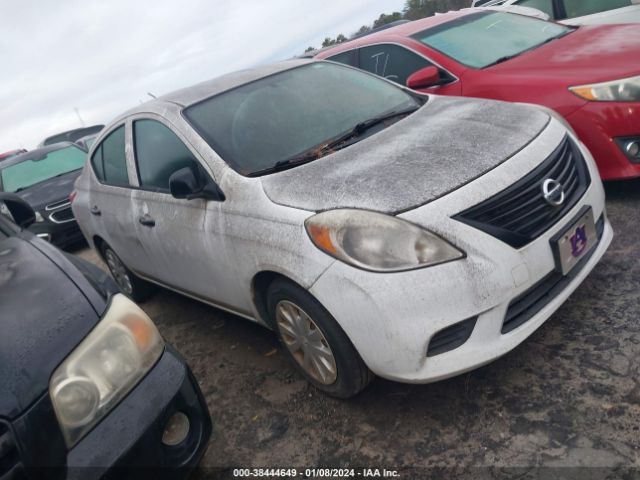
[260,95,549,213]
[0,235,101,419]
[14,169,81,212]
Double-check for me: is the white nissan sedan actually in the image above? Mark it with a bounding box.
[72,59,612,397]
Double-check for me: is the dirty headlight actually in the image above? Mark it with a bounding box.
[570,75,640,102]
[305,209,464,272]
[50,294,164,448]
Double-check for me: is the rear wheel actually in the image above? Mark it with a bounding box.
[267,279,373,398]
[102,244,155,302]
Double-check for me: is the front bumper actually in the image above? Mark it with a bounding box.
[64,345,211,479]
[28,219,85,250]
[566,101,640,180]
[309,122,612,383]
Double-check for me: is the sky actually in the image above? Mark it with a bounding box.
[0,0,406,152]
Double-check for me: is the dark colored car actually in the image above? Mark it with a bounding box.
[0,193,211,479]
[0,149,27,162]
[0,143,88,248]
[39,125,104,148]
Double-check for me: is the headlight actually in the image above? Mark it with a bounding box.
[34,211,45,223]
[305,209,464,272]
[570,75,640,102]
[50,294,164,447]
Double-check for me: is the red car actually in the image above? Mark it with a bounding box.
[315,10,640,180]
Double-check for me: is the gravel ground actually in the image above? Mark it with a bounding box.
[74,179,640,479]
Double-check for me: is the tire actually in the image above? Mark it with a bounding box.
[266,278,373,398]
[101,244,156,302]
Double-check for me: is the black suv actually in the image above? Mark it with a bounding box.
[0,193,211,479]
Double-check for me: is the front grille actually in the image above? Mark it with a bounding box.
[502,215,604,334]
[49,207,75,223]
[427,317,477,357]
[0,420,25,480]
[454,137,590,248]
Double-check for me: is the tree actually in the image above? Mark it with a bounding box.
[304,46,316,53]
[372,11,403,28]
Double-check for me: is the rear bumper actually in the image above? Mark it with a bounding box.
[65,345,211,479]
[566,101,640,180]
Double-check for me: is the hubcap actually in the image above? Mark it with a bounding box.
[105,249,133,295]
[275,300,337,385]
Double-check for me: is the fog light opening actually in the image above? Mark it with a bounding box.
[36,233,52,242]
[162,412,190,446]
[625,141,640,158]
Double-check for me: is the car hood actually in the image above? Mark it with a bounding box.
[260,95,549,214]
[14,169,81,212]
[489,24,640,83]
[0,235,100,419]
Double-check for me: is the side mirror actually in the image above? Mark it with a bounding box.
[406,66,443,90]
[169,167,225,202]
[0,193,36,228]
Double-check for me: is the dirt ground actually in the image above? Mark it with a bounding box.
[75,179,640,478]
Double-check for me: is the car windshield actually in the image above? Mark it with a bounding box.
[413,11,573,69]
[0,145,86,192]
[184,62,421,176]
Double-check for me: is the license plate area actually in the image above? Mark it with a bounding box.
[550,206,598,276]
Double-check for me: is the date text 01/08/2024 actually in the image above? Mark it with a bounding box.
[232,468,401,478]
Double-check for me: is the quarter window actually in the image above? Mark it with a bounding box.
[91,126,129,186]
[326,50,356,66]
[133,120,198,192]
[358,44,431,86]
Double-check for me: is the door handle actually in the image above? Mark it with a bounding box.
[90,206,101,216]
[138,214,156,227]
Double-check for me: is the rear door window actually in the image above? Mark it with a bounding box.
[358,44,432,86]
[133,119,198,192]
[561,0,631,18]
[91,126,130,186]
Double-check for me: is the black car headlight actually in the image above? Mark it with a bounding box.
[50,294,164,448]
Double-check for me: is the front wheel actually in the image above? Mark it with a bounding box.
[102,244,155,302]
[267,279,373,398]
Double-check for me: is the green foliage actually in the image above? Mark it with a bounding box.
[372,11,403,28]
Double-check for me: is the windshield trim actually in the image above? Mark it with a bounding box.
[411,11,575,70]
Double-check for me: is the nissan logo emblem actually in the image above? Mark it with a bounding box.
[542,179,565,207]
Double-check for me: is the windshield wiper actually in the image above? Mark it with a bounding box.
[250,106,420,176]
[484,29,576,68]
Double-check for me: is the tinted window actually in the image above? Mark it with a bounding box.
[562,0,631,18]
[0,146,86,193]
[515,0,555,16]
[184,63,419,176]
[358,44,431,85]
[326,50,356,66]
[91,126,129,186]
[133,120,197,192]
[414,12,571,69]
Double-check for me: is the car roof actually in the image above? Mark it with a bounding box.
[0,142,78,168]
[316,10,475,55]
[117,59,314,120]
